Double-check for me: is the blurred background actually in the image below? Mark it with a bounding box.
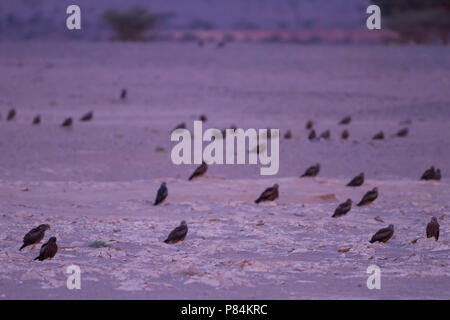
[0,0,448,44]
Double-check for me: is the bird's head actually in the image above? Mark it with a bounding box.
[431,217,438,223]
[360,172,364,177]
[273,184,279,189]
[388,224,394,230]
[162,182,167,187]
[347,199,352,204]
[49,237,57,243]
[180,221,187,226]
[39,224,51,231]
[316,163,321,168]
[373,187,378,192]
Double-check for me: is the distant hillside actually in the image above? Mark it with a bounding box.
[0,0,371,40]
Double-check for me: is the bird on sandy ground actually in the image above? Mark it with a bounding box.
[306,120,314,130]
[347,172,364,187]
[32,115,40,125]
[120,88,127,100]
[199,114,207,122]
[301,163,320,177]
[255,184,279,204]
[154,182,168,206]
[308,129,316,140]
[34,237,58,261]
[164,221,188,244]
[435,169,441,181]
[7,109,16,121]
[370,224,394,243]
[339,116,352,125]
[426,217,440,241]
[20,224,51,251]
[421,166,436,180]
[319,130,330,140]
[341,129,349,140]
[189,161,208,180]
[80,111,93,122]
[395,127,409,137]
[372,131,384,140]
[61,117,72,127]
[284,130,292,139]
[332,199,352,218]
[357,187,378,206]
[173,122,186,131]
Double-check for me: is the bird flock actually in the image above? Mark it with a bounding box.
[4,96,443,263]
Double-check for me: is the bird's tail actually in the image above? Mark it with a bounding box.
[369,238,375,243]
[33,255,41,261]
[19,244,26,251]
[255,198,260,204]
[188,175,194,181]
[164,239,169,244]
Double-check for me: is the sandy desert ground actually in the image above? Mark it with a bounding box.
[0,41,449,299]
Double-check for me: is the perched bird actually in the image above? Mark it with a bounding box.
[395,127,409,137]
[7,109,16,121]
[357,187,378,206]
[255,184,279,204]
[284,130,292,139]
[339,116,352,125]
[372,131,385,140]
[308,129,316,140]
[20,224,51,251]
[426,217,440,241]
[435,169,441,181]
[188,161,208,180]
[347,172,364,187]
[34,237,58,261]
[153,182,168,206]
[199,114,207,122]
[61,117,72,127]
[332,199,352,218]
[80,111,93,122]
[32,115,41,125]
[120,88,127,100]
[164,221,188,244]
[341,129,349,140]
[301,163,320,178]
[306,120,314,130]
[319,130,330,140]
[420,166,436,180]
[370,224,394,243]
[173,122,186,131]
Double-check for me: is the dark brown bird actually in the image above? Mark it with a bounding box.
[332,199,352,218]
[7,109,16,121]
[347,172,364,187]
[164,221,188,244]
[341,129,349,140]
[426,217,440,241]
[34,237,58,261]
[284,130,292,139]
[199,114,207,122]
[395,127,409,137]
[153,182,168,206]
[189,161,208,180]
[435,169,441,181]
[339,116,352,125]
[308,129,316,140]
[319,130,330,140]
[120,88,127,100]
[32,115,41,125]
[372,131,385,140]
[80,111,93,122]
[61,117,72,127]
[255,184,279,204]
[420,166,436,180]
[20,224,50,251]
[301,163,320,178]
[357,187,378,206]
[306,120,314,130]
[370,224,394,243]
